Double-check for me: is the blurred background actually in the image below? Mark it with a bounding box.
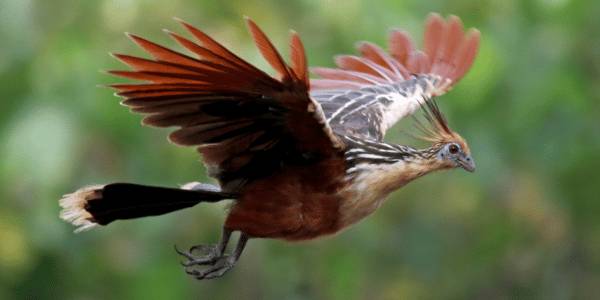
[1,0,599,299]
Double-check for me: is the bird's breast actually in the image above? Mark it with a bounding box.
[337,161,426,227]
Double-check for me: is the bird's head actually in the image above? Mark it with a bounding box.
[414,99,475,173]
[432,135,475,172]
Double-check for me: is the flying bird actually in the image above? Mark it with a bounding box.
[60,13,480,280]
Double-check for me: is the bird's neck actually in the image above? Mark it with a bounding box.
[338,143,446,228]
[378,146,446,192]
[345,142,446,195]
[410,145,449,173]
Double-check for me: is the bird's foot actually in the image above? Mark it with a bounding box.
[175,244,221,267]
[174,231,247,280]
[184,255,237,280]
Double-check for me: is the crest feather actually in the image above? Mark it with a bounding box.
[412,98,456,143]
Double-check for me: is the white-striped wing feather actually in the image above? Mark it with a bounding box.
[311,74,445,141]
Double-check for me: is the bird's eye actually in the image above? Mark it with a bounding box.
[448,144,460,154]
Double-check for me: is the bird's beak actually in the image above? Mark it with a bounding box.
[457,155,476,172]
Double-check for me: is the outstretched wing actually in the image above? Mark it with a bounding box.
[311,13,480,141]
[109,18,342,191]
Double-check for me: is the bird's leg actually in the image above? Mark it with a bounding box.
[184,232,249,280]
[175,227,232,266]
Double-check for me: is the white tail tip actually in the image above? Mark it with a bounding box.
[59,185,105,233]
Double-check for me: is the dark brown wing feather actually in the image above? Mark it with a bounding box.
[109,18,341,190]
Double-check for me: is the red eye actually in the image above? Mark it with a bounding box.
[449,144,460,154]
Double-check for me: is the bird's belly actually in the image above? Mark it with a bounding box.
[225,189,344,241]
[224,158,348,241]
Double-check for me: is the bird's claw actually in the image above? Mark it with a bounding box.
[174,230,246,280]
[175,244,235,279]
[175,244,220,267]
[185,255,235,280]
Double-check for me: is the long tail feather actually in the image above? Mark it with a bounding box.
[60,183,235,232]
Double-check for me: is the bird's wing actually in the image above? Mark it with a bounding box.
[311,13,480,141]
[109,18,343,190]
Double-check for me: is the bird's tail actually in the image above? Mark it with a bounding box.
[59,182,235,232]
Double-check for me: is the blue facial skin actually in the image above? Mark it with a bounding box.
[438,143,476,172]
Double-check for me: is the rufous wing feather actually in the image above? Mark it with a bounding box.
[108,18,340,186]
[311,13,480,96]
[289,31,308,85]
[245,17,293,81]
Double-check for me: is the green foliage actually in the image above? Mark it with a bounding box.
[1,0,599,299]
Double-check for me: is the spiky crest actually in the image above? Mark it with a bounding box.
[411,98,470,154]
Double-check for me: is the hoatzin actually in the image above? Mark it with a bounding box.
[60,13,480,280]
